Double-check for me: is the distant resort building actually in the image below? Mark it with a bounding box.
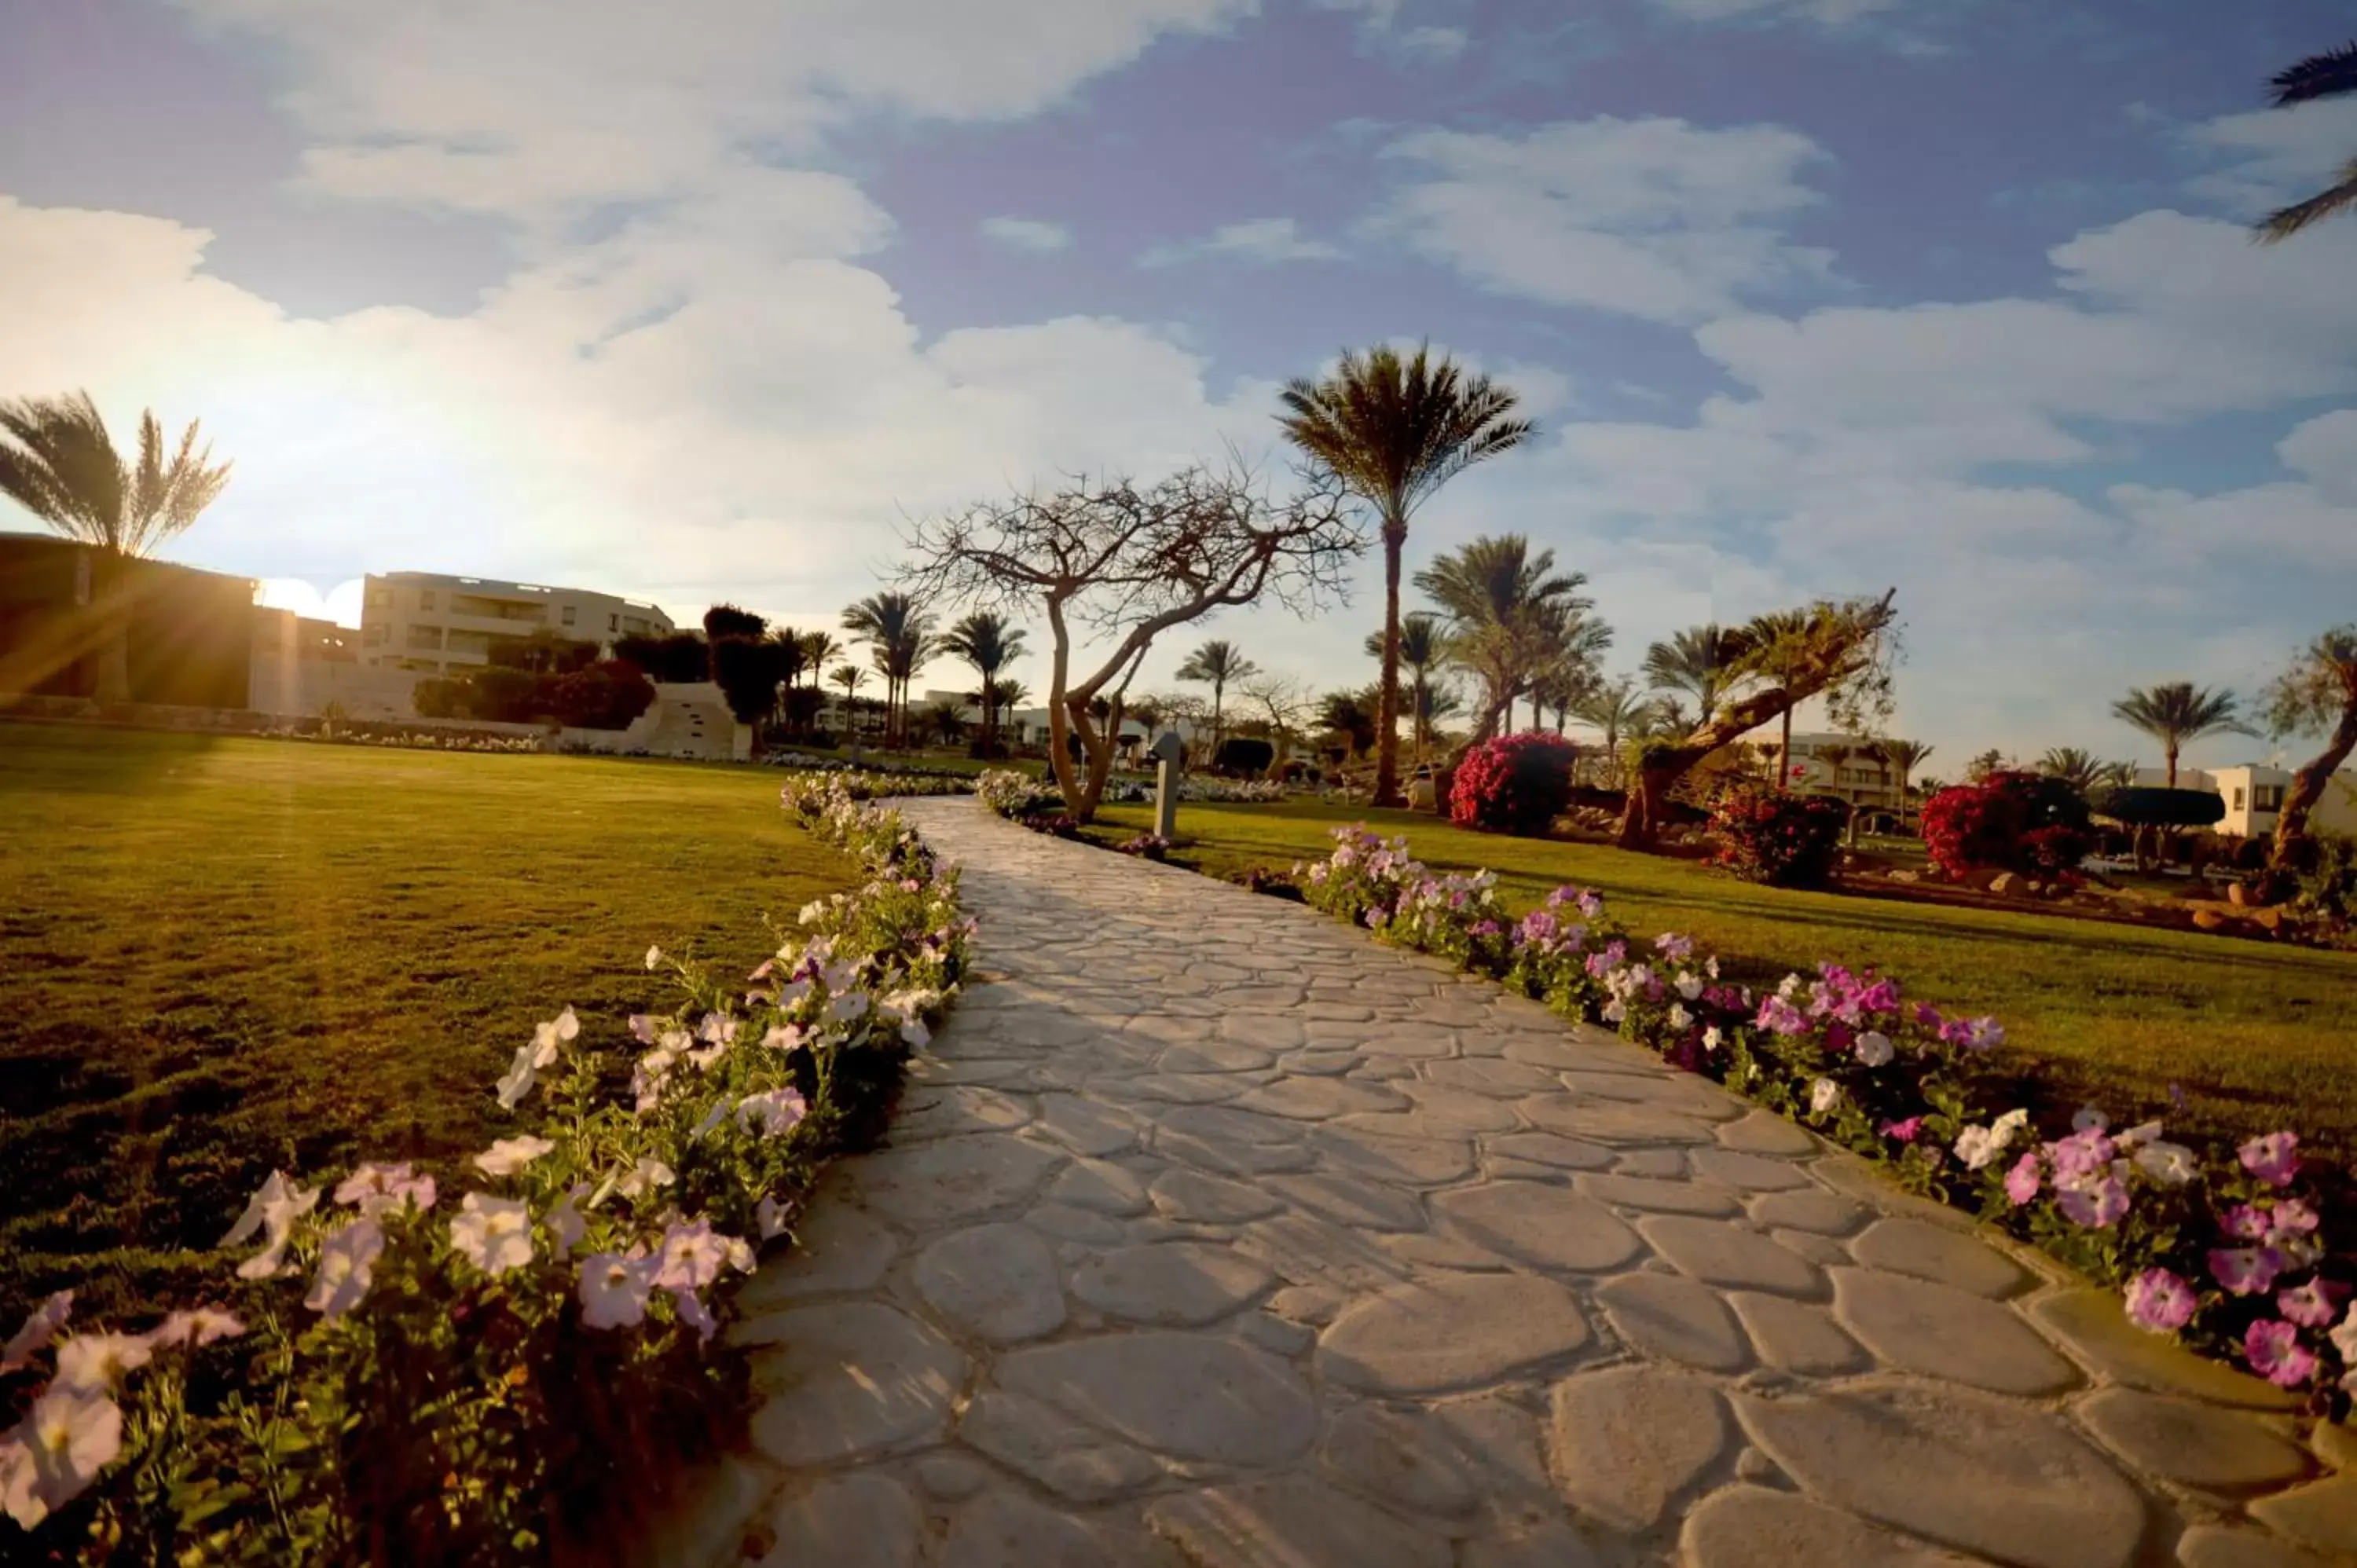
[357,570,675,675]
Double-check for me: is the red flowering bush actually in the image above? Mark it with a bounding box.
[1921,771,2094,879]
[1450,731,1578,836]
[1710,789,1852,888]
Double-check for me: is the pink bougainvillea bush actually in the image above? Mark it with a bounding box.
[1299,822,2355,1418]
[1449,731,1579,836]
[0,775,970,1563]
[1709,787,1853,888]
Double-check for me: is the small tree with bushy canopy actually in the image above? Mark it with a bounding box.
[1450,731,1578,835]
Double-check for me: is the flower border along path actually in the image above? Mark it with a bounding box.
[682,802,2355,1568]
[1293,824,2357,1422]
[0,772,969,1565]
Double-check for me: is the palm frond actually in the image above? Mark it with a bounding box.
[2270,40,2357,107]
[2255,158,2357,243]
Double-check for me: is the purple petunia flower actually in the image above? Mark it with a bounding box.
[2238,1131,2300,1187]
[2124,1268,2198,1333]
[2209,1246,2286,1297]
[2244,1319,2318,1388]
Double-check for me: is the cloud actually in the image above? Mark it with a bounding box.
[167,0,1261,218]
[1644,0,1904,25]
[1365,117,1838,323]
[1392,25,1469,60]
[2182,96,2357,219]
[1138,217,1346,266]
[980,216,1074,252]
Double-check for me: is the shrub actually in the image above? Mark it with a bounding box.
[2295,833,2357,923]
[548,661,658,731]
[1449,732,1578,836]
[1710,789,1852,888]
[1211,737,1274,776]
[613,632,712,685]
[1921,771,2093,879]
[468,667,546,724]
[412,677,471,720]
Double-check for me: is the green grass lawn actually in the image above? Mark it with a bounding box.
[1091,797,2357,1165]
[0,724,858,1323]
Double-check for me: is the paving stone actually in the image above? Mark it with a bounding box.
[1679,1486,1985,1567]
[1460,1522,1608,1568]
[1519,1097,1717,1145]
[1106,1072,1250,1105]
[634,1453,772,1568]
[1422,1056,1564,1097]
[1318,1273,1592,1395]
[911,1222,1067,1343]
[997,1332,1318,1465]
[1032,1094,1142,1156]
[1234,1209,1410,1296]
[1383,1230,1508,1271]
[1830,1267,2079,1395]
[1772,1227,1853,1266]
[1046,1157,1150,1215]
[738,1200,901,1309]
[1597,1271,1752,1372]
[1268,1284,1347,1324]
[2176,1525,2342,1568]
[1736,1380,2146,1568]
[893,1085,1033,1141]
[1547,1365,1728,1532]
[1575,1172,1743,1216]
[1848,1218,2030,1298]
[2031,1290,2300,1410]
[1728,1291,1868,1376]
[1269,1171,1427,1233]
[1155,1104,1321,1175]
[1222,1013,1310,1050]
[2249,1476,2357,1557]
[1070,1241,1274,1325]
[1392,1083,1523,1134]
[1148,1167,1283,1223]
[1688,1147,1816,1192]
[742,1302,966,1466]
[960,1390,1167,1501]
[1236,1310,1316,1355]
[1237,1074,1411,1120]
[1025,1201,1127,1244]
[914,1453,992,1500]
[1747,1188,1868,1236]
[1148,1477,1454,1568]
[1611,1146,1690,1178]
[1278,1048,1362,1075]
[941,1490,1148,1568]
[1715,1109,1820,1156]
[2078,1387,2311,1493]
[756,1471,921,1568]
[2313,1420,2357,1471]
[1162,1039,1278,1074]
[851,1136,1065,1228]
[1484,1131,1616,1171]
[1433,1181,1644,1272]
[1320,1404,1484,1519]
[1638,1214,1824,1296]
[1316,1123,1478,1185]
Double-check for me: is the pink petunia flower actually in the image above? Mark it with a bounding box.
[2209,1247,2285,1297]
[2238,1131,2300,1187]
[2220,1204,2273,1242]
[2244,1318,2319,1388]
[2124,1268,2198,1333]
[2003,1151,2043,1207]
[1879,1116,1925,1141]
[2058,1178,2130,1229]
[2275,1278,2350,1329]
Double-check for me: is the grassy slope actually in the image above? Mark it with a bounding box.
[1091,797,2357,1164]
[0,724,857,1321]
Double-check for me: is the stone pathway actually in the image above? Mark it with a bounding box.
[650,803,2357,1568]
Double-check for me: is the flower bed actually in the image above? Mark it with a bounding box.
[2,780,972,1560]
[1299,822,2355,1418]
[758,750,981,788]
[973,768,1283,829]
[772,766,973,800]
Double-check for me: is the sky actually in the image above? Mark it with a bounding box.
[3,0,2355,773]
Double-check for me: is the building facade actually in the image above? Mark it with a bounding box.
[2209,764,2357,840]
[1759,732,1913,812]
[357,571,674,674]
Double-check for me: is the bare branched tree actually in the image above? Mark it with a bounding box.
[896,458,1363,820]
[1238,672,1314,776]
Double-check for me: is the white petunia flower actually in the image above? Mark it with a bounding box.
[544,1185,588,1258]
[449,1193,534,1277]
[1701,1027,1723,1053]
[1953,1126,2000,1171]
[2132,1141,2198,1186]
[1809,1079,1842,1116]
[757,1196,789,1240]
[2072,1105,2109,1134]
[50,1334,152,1394]
[578,1253,656,1330]
[5,1385,122,1528]
[1853,1031,1894,1068]
[304,1219,386,1321]
[2,1291,73,1376]
[615,1158,675,1201]
[644,945,662,970]
[828,991,871,1023]
[225,1172,321,1280]
[473,1136,556,1177]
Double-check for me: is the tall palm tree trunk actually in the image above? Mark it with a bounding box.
[2165,745,2178,789]
[2270,704,2357,877]
[1374,519,1405,807]
[1778,709,1794,793]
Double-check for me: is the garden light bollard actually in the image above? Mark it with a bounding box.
[1151,729,1184,841]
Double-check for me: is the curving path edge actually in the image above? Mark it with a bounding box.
[642,801,2357,1568]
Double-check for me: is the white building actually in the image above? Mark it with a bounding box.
[2209,764,2357,839]
[357,571,675,674]
[1754,732,1913,811]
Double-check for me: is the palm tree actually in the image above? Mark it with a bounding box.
[2110,682,2253,787]
[830,663,867,736]
[1863,738,1933,826]
[2036,746,2106,793]
[1734,610,1813,791]
[938,611,1028,756]
[1641,625,1754,731]
[841,592,936,748]
[798,631,839,691]
[0,390,233,702]
[917,698,967,748]
[2253,42,2357,243]
[1278,342,1534,807]
[1368,612,1446,760]
[1413,534,1604,742]
[1574,679,1648,787]
[2096,758,2137,790]
[1175,639,1258,755]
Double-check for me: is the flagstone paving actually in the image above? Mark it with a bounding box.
[646,802,2356,1568]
